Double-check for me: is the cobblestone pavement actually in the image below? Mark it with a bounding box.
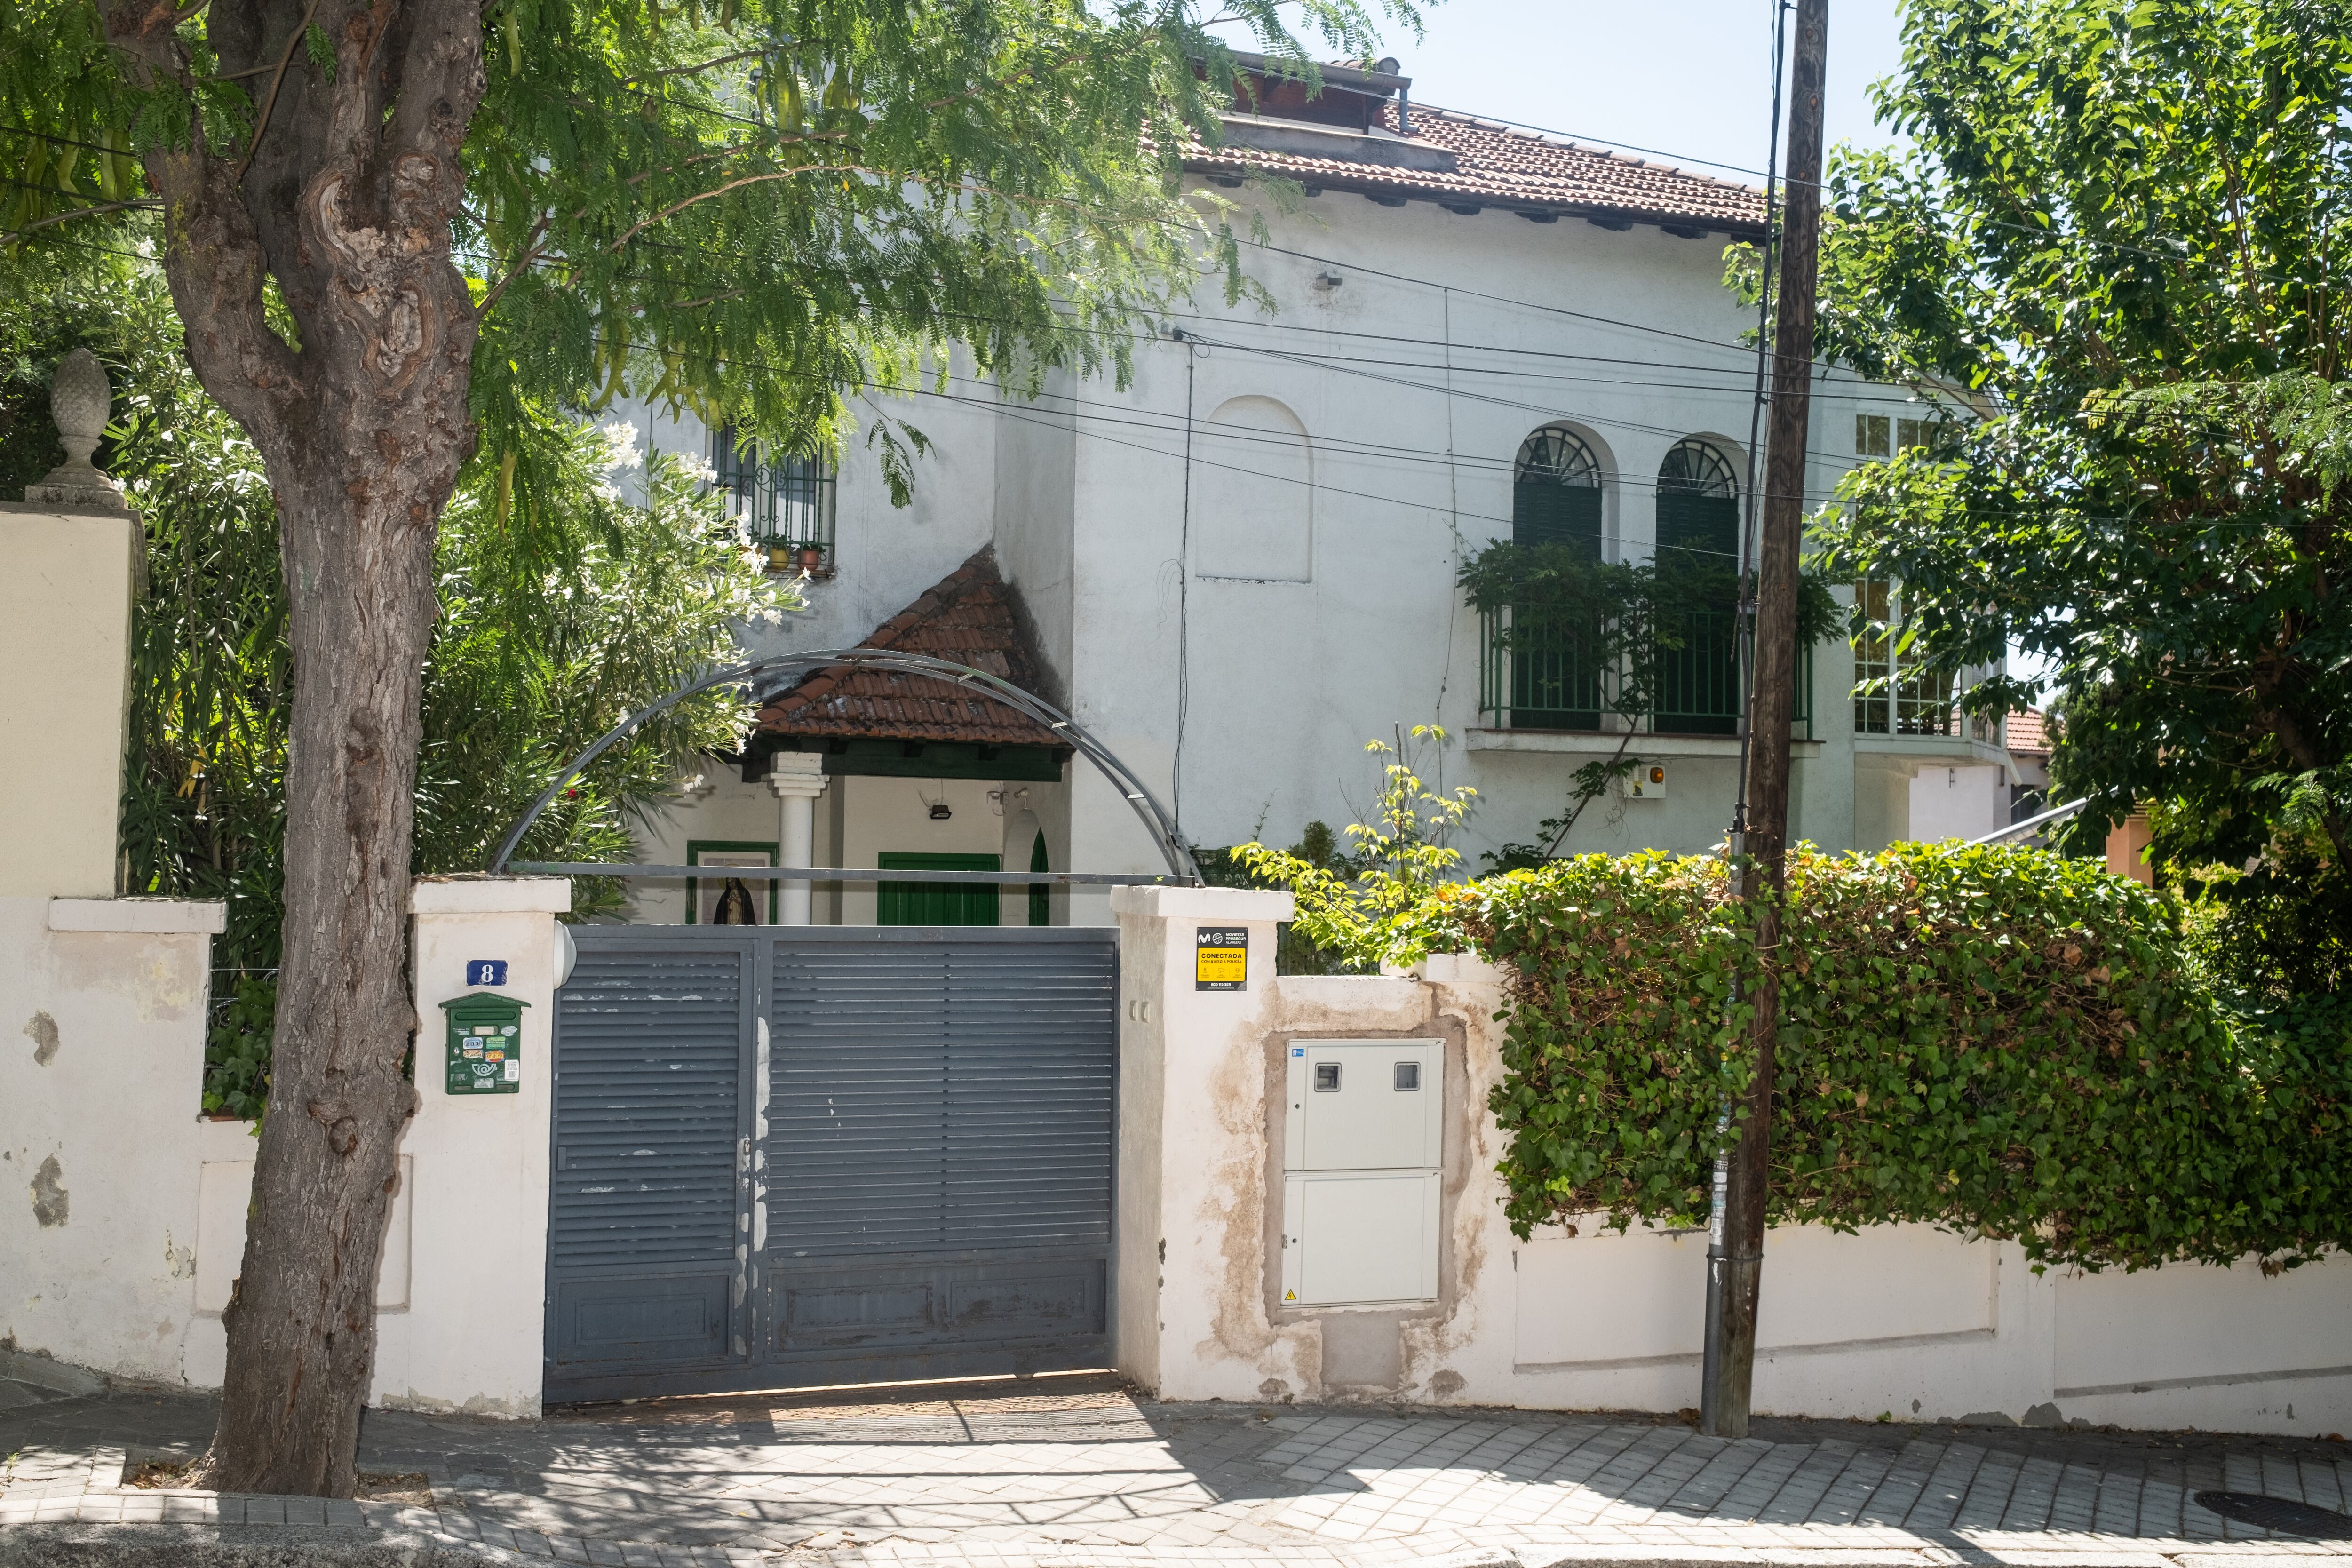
[3,1372,2351,1566]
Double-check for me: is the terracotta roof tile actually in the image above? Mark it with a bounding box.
[1184,102,1768,234]
[754,548,1064,749]
[2007,709,2051,755]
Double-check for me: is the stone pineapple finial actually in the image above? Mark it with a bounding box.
[27,348,127,512]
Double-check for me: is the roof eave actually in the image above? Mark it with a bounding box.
[1180,158,1766,241]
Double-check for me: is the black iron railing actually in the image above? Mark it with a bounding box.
[1478,604,1813,737]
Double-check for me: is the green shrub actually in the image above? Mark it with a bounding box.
[203,976,276,1120]
[1445,843,2352,1274]
[1197,821,1373,977]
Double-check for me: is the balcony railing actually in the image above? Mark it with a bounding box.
[1478,604,1813,738]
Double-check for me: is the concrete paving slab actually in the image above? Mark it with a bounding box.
[3,1374,2350,1566]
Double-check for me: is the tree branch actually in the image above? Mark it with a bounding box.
[606,162,1130,254]
[135,0,212,32]
[633,46,774,79]
[0,196,165,244]
[472,210,550,318]
[604,164,880,250]
[232,0,326,185]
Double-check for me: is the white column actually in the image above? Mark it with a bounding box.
[768,753,829,925]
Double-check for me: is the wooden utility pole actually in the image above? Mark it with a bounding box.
[1702,0,1828,1441]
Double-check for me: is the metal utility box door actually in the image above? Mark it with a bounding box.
[443,990,527,1096]
[1280,1039,1442,1307]
[1283,1170,1440,1305]
[1284,1040,1441,1170]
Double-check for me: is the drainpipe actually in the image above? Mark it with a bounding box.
[768,752,828,924]
[1397,84,1411,136]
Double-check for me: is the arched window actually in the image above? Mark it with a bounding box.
[1513,426,1603,555]
[1504,427,1606,730]
[1654,439,1741,734]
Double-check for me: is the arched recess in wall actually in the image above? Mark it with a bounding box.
[1653,437,1742,735]
[1192,395,1312,582]
[1506,425,1608,729]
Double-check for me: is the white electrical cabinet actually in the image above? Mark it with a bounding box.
[1279,1039,1443,1306]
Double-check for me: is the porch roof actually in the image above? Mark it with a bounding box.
[752,548,1066,750]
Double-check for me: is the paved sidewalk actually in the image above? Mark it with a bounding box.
[3,1372,2350,1565]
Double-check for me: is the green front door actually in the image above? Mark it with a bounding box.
[876,852,1001,926]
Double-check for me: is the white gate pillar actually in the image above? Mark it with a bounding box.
[380,874,571,1417]
[0,350,141,899]
[769,753,828,925]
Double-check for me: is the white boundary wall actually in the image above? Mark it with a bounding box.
[1111,886,2352,1436]
[0,878,568,1417]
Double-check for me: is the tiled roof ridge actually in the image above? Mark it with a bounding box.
[1181,99,1766,232]
[863,546,996,655]
[1407,102,1761,198]
[754,546,1060,749]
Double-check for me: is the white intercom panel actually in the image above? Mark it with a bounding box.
[1279,1039,1443,1307]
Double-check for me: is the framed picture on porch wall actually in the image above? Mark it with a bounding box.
[687,841,779,924]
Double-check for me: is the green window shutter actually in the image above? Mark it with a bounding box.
[1512,479,1601,556]
[1508,480,1604,727]
[1653,489,1742,735]
[876,852,1001,927]
[1028,832,1050,927]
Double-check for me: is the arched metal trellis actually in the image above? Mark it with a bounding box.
[487,649,1201,885]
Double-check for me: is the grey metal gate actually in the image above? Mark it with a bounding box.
[545,925,1118,1402]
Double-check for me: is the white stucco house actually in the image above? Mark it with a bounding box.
[612,55,2012,928]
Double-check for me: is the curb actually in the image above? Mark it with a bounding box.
[0,1520,543,1566]
[0,1349,107,1397]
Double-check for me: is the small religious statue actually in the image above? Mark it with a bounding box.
[709,876,760,925]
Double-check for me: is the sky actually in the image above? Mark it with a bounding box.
[1355,0,1910,180]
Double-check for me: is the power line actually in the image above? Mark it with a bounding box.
[34,226,2347,542]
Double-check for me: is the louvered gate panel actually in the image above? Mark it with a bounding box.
[761,928,1117,1384]
[545,933,751,1400]
[544,923,1116,1400]
[766,941,953,1254]
[940,943,1117,1250]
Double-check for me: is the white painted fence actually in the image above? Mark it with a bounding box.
[5,872,2345,1433]
[0,879,568,1417]
[1110,887,2352,1436]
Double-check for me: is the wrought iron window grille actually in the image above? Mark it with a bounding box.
[710,424,836,578]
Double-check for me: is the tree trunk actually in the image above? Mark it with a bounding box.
[108,0,486,1496]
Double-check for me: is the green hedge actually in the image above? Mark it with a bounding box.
[1446,843,2352,1273]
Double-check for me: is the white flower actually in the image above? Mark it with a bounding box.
[596,420,644,472]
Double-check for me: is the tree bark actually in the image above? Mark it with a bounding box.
[106,0,485,1496]
[1702,0,1827,1442]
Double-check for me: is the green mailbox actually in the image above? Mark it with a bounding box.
[441,990,528,1096]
